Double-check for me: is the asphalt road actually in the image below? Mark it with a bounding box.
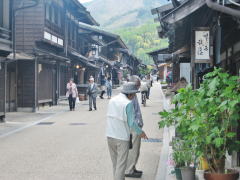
[0,83,163,180]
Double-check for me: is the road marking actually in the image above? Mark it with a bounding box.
[142,138,162,143]
[37,122,55,125]
[69,123,87,126]
[0,111,65,139]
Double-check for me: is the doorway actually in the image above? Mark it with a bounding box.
[6,62,17,112]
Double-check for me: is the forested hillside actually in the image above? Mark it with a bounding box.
[115,23,168,65]
[84,0,168,64]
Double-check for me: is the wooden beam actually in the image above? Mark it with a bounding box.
[151,3,174,15]
[162,0,206,24]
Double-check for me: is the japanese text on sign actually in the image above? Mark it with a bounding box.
[195,30,210,60]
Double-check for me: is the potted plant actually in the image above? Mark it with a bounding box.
[179,144,196,180]
[170,138,196,180]
[159,68,240,180]
[195,68,240,179]
[171,138,185,180]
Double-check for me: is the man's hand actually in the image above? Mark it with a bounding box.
[140,131,148,139]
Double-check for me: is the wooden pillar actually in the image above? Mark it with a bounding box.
[33,57,38,112]
[79,69,84,84]
[3,61,6,121]
[191,26,196,88]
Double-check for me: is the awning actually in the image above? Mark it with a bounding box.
[158,54,172,63]
[7,52,34,60]
[151,3,174,15]
[98,56,114,66]
[147,47,169,56]
[161,0,206,24]
[69,51,100,69]
[70,50,89,61]
[34,48,70,62]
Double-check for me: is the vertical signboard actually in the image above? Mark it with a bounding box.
[195,30,210,62]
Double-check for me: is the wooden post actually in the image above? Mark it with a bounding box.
[15,60,18,111]
[4,61,7,121]
[190,27,195,88]
[34,57,38,112]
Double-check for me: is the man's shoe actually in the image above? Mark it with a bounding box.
[94,107,97,110]
[134,169,143,174]
[89,108,92,111]
[125,172,142,178]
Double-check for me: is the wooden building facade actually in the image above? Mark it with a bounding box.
[0,0,12,121]
[0,0,131,120]
[152,0,240,169]
[77,23,130,85]
[2,0,99,113]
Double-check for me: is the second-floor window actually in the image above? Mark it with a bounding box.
[0,0,10,29]
[68,21,77,49]
[45,3,61,28]
[0,0,3,27]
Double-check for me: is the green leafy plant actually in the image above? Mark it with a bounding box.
[171,138,195,167]
[159,68,240,173]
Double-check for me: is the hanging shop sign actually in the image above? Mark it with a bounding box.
[195,29,210,62]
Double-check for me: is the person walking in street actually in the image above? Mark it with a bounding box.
[106,82,148,180]
[166,71,173,87]
[125,76,144,178]
[140,78,149,105]
[100,75,106,99]
[106,77,113,99]
[66,78,78,111]
[146,75,152,99]
[86,77,98,111]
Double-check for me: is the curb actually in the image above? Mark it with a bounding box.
[155,84,175,180]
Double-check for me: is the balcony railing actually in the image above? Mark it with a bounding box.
[0,27,11,42]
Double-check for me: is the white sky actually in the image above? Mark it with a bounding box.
[79,0,94,3]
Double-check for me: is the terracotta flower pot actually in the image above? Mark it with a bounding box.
[204,170,239,180]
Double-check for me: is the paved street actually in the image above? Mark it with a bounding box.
[0,83,163,180]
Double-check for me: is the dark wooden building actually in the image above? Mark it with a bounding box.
[152,0,240,169]
[0,0,12,121]
[78,23,128,85]
[147,48,172,81]
[7,0,98,112]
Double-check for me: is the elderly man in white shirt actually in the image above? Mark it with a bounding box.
[106,82,148,180]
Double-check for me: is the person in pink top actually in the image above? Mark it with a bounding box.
[66,78,78,111]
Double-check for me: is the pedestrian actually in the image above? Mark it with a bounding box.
[171,77,188,94]
[125,76,145,178]
[146,75,151,99]
[140,78,149,105]
[66,78,78,111]
[166,71,173,87]
[106,77,113,99]
[86,77,98,111]
[150,74,153,87]
[100,76,106,99]
[171,77,188,108]
[106,82,148,180]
